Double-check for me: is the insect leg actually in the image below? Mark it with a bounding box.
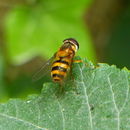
[73,60,83,63]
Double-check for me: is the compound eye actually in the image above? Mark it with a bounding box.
[63,38,79,50]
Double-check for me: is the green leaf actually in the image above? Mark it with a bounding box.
[0,58,130,129]
[5,0,96,64]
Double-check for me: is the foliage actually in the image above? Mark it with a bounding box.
[5,0,95,64]
[0,58,130,129]
[0,50,8,102]
[106,5,130,68]
[1,1,130,129]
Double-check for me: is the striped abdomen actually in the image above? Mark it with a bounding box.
[51,59,71,82]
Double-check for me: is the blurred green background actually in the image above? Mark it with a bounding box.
[0,0,130,102]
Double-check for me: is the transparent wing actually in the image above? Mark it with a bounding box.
[32,55,55,82]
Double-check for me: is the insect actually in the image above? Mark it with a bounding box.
[32,38,80,83]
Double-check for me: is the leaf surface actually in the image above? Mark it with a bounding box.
[0,59,130,130]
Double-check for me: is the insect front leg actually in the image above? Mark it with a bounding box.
[73,60,83,63]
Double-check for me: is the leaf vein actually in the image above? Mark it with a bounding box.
[108,76,120,130]
[78,64,93,130]
[0,113,46,130]
[54,94,65,130]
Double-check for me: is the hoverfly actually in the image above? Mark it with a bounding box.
[32,38,80,83]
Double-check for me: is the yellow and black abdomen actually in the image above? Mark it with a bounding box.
[51,58,71,82]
